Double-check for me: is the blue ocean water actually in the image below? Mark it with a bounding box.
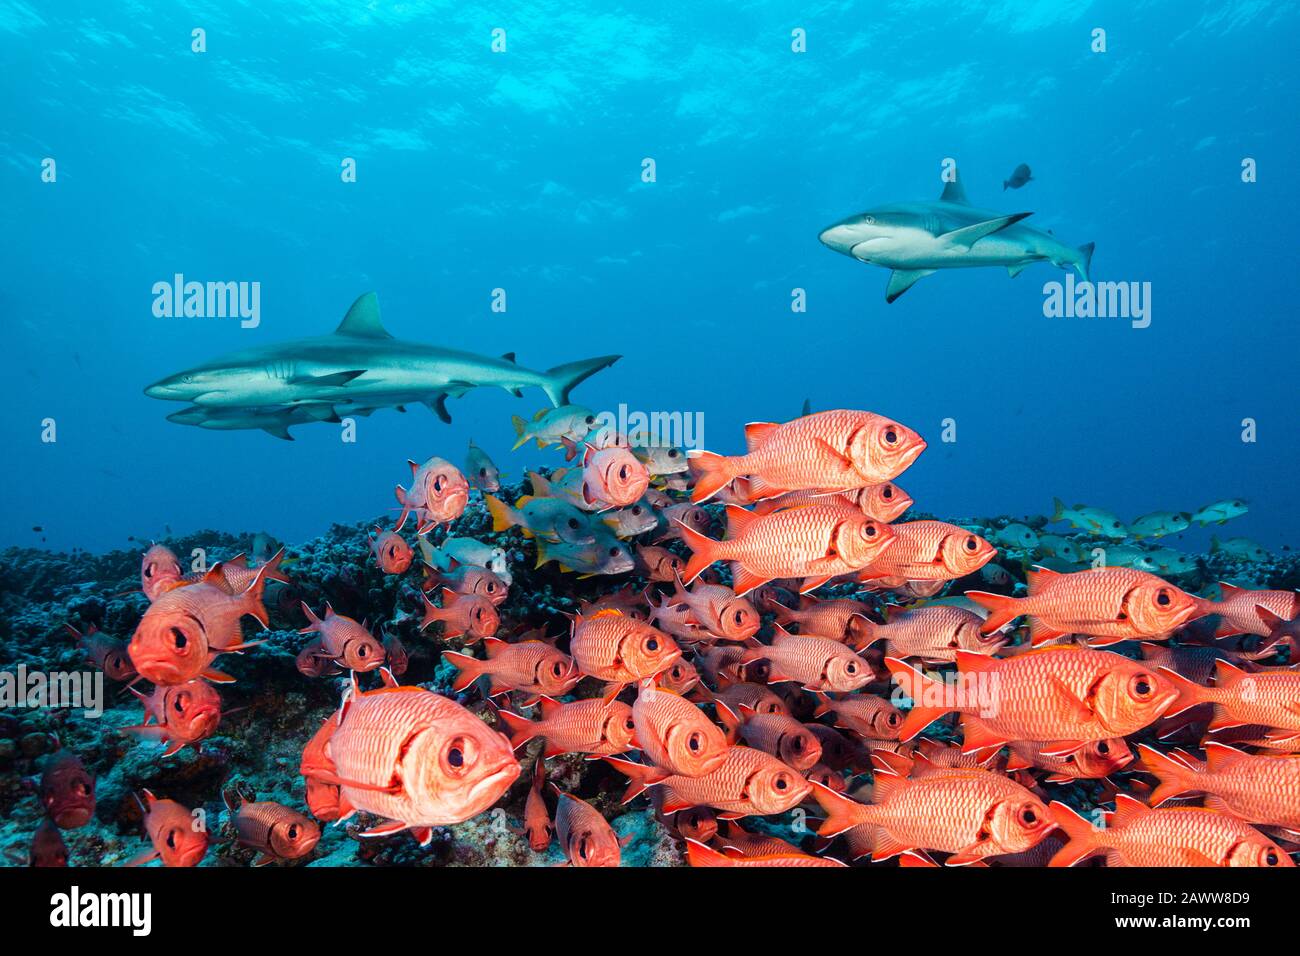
[3,0,1296,554]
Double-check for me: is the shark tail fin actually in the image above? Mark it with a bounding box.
[540,355,621,407]
[1075,242,1095,282]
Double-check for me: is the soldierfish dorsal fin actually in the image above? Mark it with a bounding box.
[334,292,392,338]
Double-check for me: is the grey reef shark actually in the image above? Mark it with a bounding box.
[819,169,1093,303]
[146,293,620,439]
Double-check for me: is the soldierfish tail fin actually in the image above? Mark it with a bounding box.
[675,520,722,585]
[884,657,957,741]
[1136,744,1201,806]
[762,595,797,627]
[1046,801,1101,867]
[393,484,413,533]
[239,564,270,628]
[685,450,735,503]
[540,355,621,407]
[484,494,517,533]
[963,590,1023,635]
[1154,665,1213,719]
[258,547,292,585]
[496,710,540,750]
[1075,242,1095,282]
[602,756,669,804]
[441,650,485,693]
[808,781,871,837]
[299,601,323,633]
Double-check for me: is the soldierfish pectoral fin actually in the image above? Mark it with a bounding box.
[937,212,1032,251]
[885,269,936,303]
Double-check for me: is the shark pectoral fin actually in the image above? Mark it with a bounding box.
[1075,242,1095,281]
[939,212,1033,251]
[429,395,452,424]
[288,369,367,387]
[885,269,936,303]
[1008,263,1028,278]
[263,425,294,440]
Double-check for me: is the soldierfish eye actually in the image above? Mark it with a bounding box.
[884,429,897,444]
[882,486,893,499]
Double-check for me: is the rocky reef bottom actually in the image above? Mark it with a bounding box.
[1,483,1295,868]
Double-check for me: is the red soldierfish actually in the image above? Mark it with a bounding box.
[811,754,1055,865]
[443,638,581,700]
[141,544,182,601]
[688,410,926,503]
[556,790,624,867]
[741,627,873,693]
[581,444,650,509]
[1202,583,1299,638]
[123,680,222,756]
[857,521,996,584]
[967,566,1205,646]
[888,647,1177,756]
[224,791,320,865]
[606,747,812,818]
[497,696,636,757]
[300,603,385,672]
[369,527,414,574]
[1048,794,1292,868]
[631,681,730,778]
[39,753,95,828]
[568,609,682,697]
[395,457,469,534]
[420,589,500,642]
[128,563,269,684]
[679,504,895,597]
[302,680,520,844]
[130,790,209,867]
[518,757,552,852]
[1159,659,1300,742]
[66,624,137,683]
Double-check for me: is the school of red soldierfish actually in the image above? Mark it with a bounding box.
[32,408,1300,868]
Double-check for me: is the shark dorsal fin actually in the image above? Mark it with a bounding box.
[335,293,392,339]
[939,172,968,205]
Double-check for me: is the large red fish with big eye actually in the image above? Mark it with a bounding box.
[688,409,926,503]
[300,677,520,845]
[395,456,469,534]
[39,753,96,829]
